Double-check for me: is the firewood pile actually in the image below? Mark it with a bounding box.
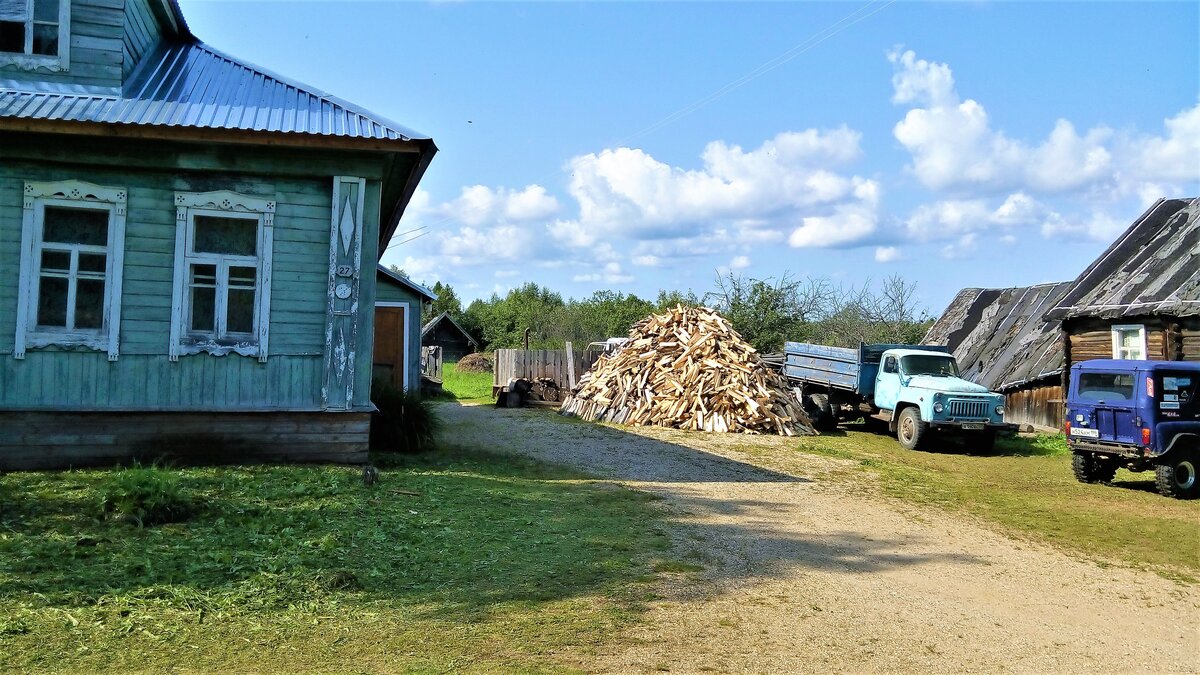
[560,306,814,435]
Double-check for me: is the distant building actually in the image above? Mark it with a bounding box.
[926,197,1199,430]
[422,312,478,362]
[374,267,436,392]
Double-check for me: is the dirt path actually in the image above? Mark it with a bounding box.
[440,403,1200,673]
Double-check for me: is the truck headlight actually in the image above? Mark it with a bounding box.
[995,405,1005,416]
[933,402,944,413]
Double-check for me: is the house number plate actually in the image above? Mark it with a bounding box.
[335,265,354,277]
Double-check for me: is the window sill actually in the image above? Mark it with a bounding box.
[175,336,263,361]
[21,330,112,359]
[0,54,68,73]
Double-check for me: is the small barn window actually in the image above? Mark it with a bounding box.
[170,191,275,362]
[0,0,70,71]
[15,180,127,360]
[1111,324,1147,360]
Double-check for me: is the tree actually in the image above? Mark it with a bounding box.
[423,280,462,325]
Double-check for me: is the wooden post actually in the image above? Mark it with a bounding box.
[322,176,366,410]
[565,341,577,389]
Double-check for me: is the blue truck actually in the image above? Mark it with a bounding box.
[1065,360,1200,499]
[783,342,1009,450]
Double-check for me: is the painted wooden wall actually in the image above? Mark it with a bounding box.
[375,271,423,392]
[0,0,129,90]
[0,133,385,412]
[121,0,161,78]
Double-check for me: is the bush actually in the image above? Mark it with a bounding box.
[456,352,493,374]
[99,464,192,527]
[371,380,442,454]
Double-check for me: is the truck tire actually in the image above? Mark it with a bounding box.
[1154,450,1199,499]
[807,393,837,432]
[1071,451,1117,484]
[896,407,927,450]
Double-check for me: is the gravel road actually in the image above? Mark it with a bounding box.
[440,403,1200,674]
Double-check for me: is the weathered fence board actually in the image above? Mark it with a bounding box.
[493,348,601,391]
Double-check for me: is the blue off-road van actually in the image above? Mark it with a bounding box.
[1065,360,1200,499]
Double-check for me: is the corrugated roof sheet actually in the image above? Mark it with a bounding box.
[1046,197,1200,321]
[0,39,428,142]
[924,282,1072,391]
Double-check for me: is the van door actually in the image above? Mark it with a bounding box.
[1077,371,1137,443]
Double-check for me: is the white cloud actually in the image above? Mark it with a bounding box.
[1039,210,1129,242]
[442,184,559,226]
[874,246,901,263]
[730,255,751,270]
[787,178,880,248]
[632,255,661,267]
[573,262,633,284]
[940,234,978,259]
[889,49,1198,197]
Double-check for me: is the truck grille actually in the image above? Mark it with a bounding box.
[948,399,990,419]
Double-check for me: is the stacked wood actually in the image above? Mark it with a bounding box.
[560,306,814,435]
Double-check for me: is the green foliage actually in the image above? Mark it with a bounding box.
[436,362,494,403]
[422,280,463,326]
[98,464,192,527]
[370,380,442,454]
[0,451,667,671]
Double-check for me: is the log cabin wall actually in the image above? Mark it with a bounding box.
[1004,382,1063,431]
[1182,317,1200,361]
[1065,316,1172,365]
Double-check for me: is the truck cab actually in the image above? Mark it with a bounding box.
[1066,360,1200,499]
[872,348,1008,450]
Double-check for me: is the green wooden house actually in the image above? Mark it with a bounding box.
[0,0,436,469]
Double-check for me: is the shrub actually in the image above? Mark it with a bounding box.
[371,380,442,454]
[456,353,494,374]
[99,464,192,527]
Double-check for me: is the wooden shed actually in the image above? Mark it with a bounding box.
[1047,198,1200,389]
[924,283,1072,430]
[421,312,478,363]
[0,0,436,469]
[373,266,435,392]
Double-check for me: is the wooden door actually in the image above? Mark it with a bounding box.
[373,306,407,389]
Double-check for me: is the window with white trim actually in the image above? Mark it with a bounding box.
[1111,324,1147,360]
[0,0,71,71]
[15,180,127,360]
[170,191,274,362]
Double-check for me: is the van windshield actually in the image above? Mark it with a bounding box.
[900,355,959,377]
[1157,372,1198,419]
[1077,372,1134,402]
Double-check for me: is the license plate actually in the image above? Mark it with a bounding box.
[1071,427,1100,439]
[961,423,985,430]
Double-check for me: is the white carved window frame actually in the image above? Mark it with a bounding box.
[1111,324,1147,361]
[14,179,126,360]
[0,0,72,72]
[170,190,275,362]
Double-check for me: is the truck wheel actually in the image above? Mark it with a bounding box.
[807,393,837,432]
[1155,450,1199,499]
[896,407,926,450]
[1071,452,1117,484]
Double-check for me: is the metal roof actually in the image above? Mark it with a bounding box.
[1046,198,1200,321]
[377,265,437,302]
[0,39,428,142]
[924,282,1073,391]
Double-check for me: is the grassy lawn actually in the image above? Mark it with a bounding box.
[786,426,1200,579]
[0,450,669,672]
[439,361,494,404]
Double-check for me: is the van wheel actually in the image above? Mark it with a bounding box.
[807,393,837,432]
[1072,452,1117,484]
[1155,450,1199,499]
[896,407,926,450]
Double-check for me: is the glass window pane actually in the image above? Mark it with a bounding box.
[194,216,257,256]
[78,252,107,275]
[37,276,68,327]
[33,0,58,22]
[43,207,109,246]
[31,23,56,56]
[227,288,255,334]
[0,21,24,54]
[75,278,105,329]
[190,286,216,332]
[40,249,70,273]
[229,266,256,288]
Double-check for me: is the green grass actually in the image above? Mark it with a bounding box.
[438,361,495,404]
[0,450,669,672]
[788,426,1200,578]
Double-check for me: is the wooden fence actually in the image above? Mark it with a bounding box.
[421,346,443,381]
[493,345,602,392]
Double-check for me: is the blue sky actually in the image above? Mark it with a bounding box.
[180,1,1200,314]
